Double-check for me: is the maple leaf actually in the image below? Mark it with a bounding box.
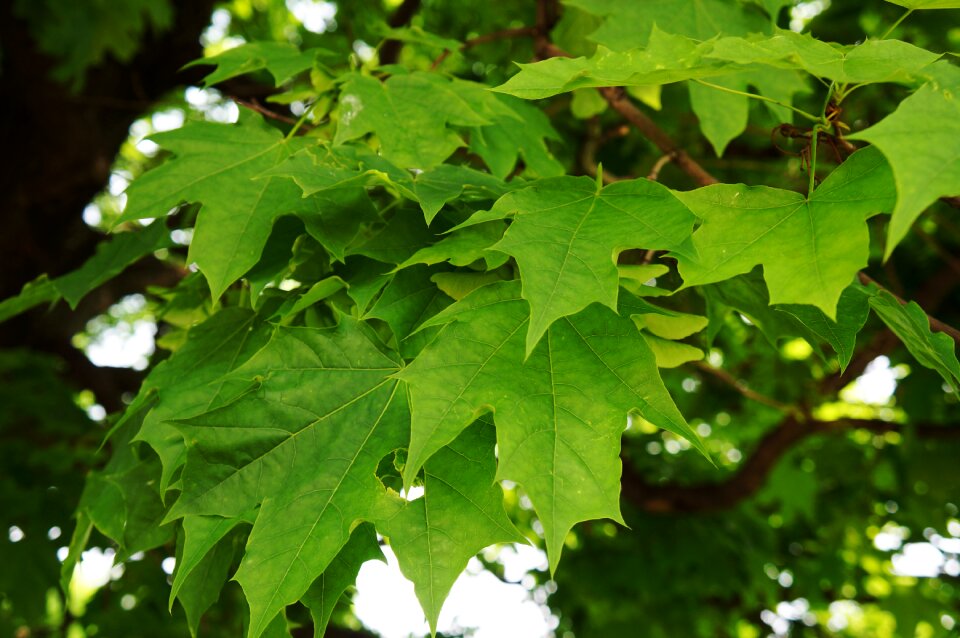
[399,280,704,571]
[119,113,314,298]
[470,174,697,354]
[673,146,896,317]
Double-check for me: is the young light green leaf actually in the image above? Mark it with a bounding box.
[884,0,960,8]
[166,319,408,638]
[481,174,697,354]
[642,335,705,368]
[848,70,960,257]
[673,146,896,318]
[399,281,704,571]
[185,42,325,87]
[565,0,770,50]
[378,421,525,632]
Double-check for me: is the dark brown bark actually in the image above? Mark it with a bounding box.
[0,0,216,406]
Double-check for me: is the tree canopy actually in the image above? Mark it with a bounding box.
[1,1,959,637]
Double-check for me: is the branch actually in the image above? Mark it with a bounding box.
[534,41,719,187]
[621,416,960,513]
[378,0,423,65]
[231,97,301,127]
[431,26,538,69]
[690,360,796,413]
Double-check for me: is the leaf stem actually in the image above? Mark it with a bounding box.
[881,8,914,39]
[692,79,822,124]
[285,101,317,140]
[807,126,820,197]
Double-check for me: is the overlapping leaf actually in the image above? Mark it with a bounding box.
[497,29,940,101]
[119,113,314,298]
[377,421,526,631]
[186,42,325,87]
[848,64,960,257]
[166,319,407,637]
[865,287,960,391]
[673,146,896,317]
[564,0,771,50]
[469,174,697,353]
[130,308,272,492]
[399,281,704,570]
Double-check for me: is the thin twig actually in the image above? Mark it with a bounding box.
[691,360,796,413]
[579,117,626,183]
[858,272,960,344]
[533,34,719,186]
[431,26,538,69]
[232,97,304,128]
[646,153,676,181]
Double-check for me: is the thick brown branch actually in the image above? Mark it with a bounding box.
[622,416,959,513]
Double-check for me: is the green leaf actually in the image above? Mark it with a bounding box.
[0,276,59,324]
[378,421,525,631]
[374,25,462,51]
[283,276,347,320]
[185,43,325,86]
[673,146,895,317]
[468,95,565,178]
[132,308,272,492]
[120,113,313,299]
[848,69,960,257]
[365,265,452,357]
[55,220,173,307]
[479,174,697,354]
[431,271,509,300]
[776,285,871,372]
[866,288,960,391]
[171,516,243,636]
[335,73,484,168]
[494,31,724,100]
[301,523,383,638]
[706,31,942,85]
[399,281,704,571]
[884,0,960,8]
[399,221,507,270]
[689,68,809,156]
[564,0,770,50]
[166,319,408,638]
[0,220,171,323]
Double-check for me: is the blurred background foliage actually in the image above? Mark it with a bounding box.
[1,1,959,637]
